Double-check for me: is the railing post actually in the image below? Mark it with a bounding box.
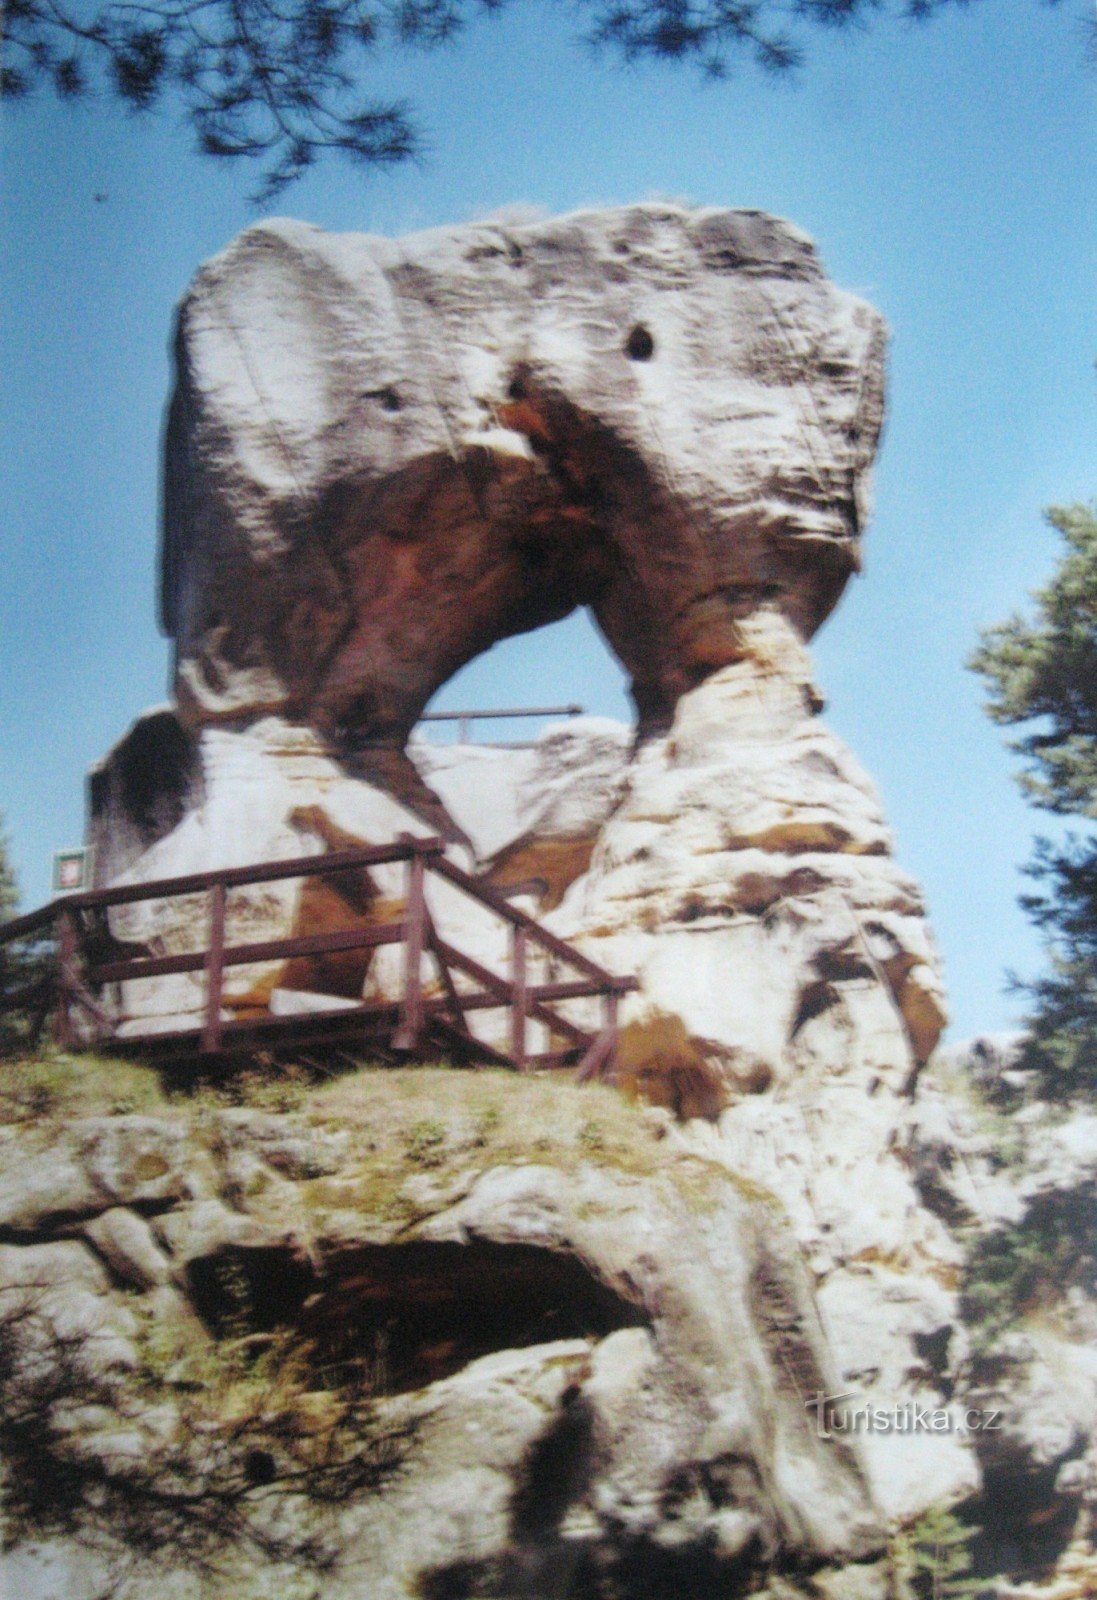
[202,882,226,1054]
[395,844,426,1052]
[510,925,528,1071]
[53,908,77,1050]
[602,988,620,1083]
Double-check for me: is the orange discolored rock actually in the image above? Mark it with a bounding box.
[162,203,886,782]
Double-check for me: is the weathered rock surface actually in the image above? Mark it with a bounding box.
[558,612,946,1079]
[4,1057,1094,1597]
[163,203,884,765]
[0,1072,889,1599]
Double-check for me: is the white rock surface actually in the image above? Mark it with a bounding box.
[88,711,629,1032]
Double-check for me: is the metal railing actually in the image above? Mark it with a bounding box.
[417,704,583,743]
[0,836,634,1079]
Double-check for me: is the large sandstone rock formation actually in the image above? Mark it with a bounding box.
[93,200,906,1046]
[55,201,1069,1594]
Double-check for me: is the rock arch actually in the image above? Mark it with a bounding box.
[162,202,886,821]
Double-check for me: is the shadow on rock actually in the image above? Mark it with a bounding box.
[415,1381,774,1600]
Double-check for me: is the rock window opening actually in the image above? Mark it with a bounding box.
[625,325,655,361]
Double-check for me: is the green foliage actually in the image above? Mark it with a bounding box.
[961,1188,1097,1345]
[0,1047,328,1124]
[0,815,56,1059]
[2,0,1079,197]
[891,1506,985,1599]
[0,815,17,924]
[403,1116,448,1165]
[0,1047,171,1121]
[189,1057,316,1114]
[971,504,1097,819]
[471,1101,502,1146]
[577,1117,607,1154]
[0,1278,416,1579]
[971,503,1097,1098]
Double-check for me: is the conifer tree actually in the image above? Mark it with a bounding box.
[2,0,1087,198]
[971,502,1097,1096]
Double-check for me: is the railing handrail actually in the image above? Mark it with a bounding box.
[430,855,635,992]
[418,705,583,724]
[0,904,58,943]
[0,836,634,990]
[0,837,447,943]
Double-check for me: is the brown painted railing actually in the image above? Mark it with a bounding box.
[0,837,635,1079]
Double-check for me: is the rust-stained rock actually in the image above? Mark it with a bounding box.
[163,203,884,762]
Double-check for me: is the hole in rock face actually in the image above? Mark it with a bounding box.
[187,1246,316,1338]
[625,325,655,361]
[243,1448,277,1486]
[88,709,198,849]
[380,387,402,413]
[302,1239,647,1393]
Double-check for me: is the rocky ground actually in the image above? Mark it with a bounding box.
[0,1042,1093,1599]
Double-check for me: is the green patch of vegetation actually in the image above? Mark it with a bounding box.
[310,1064,668,1175]
[166,1053,335,1114]
[961,1188,1097,1345]
[403,1117,449,1166]
[0,1045,356,1130]
[287,1066,684,1233]
[0,1046,175,1125]
[471,1101,501,1146]
[891,1506,986,1599]
[577,1117,607,1154]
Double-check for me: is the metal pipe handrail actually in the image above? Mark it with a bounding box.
[0,838,446,939]
[417,704,584,743]
[418,704,583,723]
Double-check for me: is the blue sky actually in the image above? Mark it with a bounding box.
[1,0,1093,1038]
